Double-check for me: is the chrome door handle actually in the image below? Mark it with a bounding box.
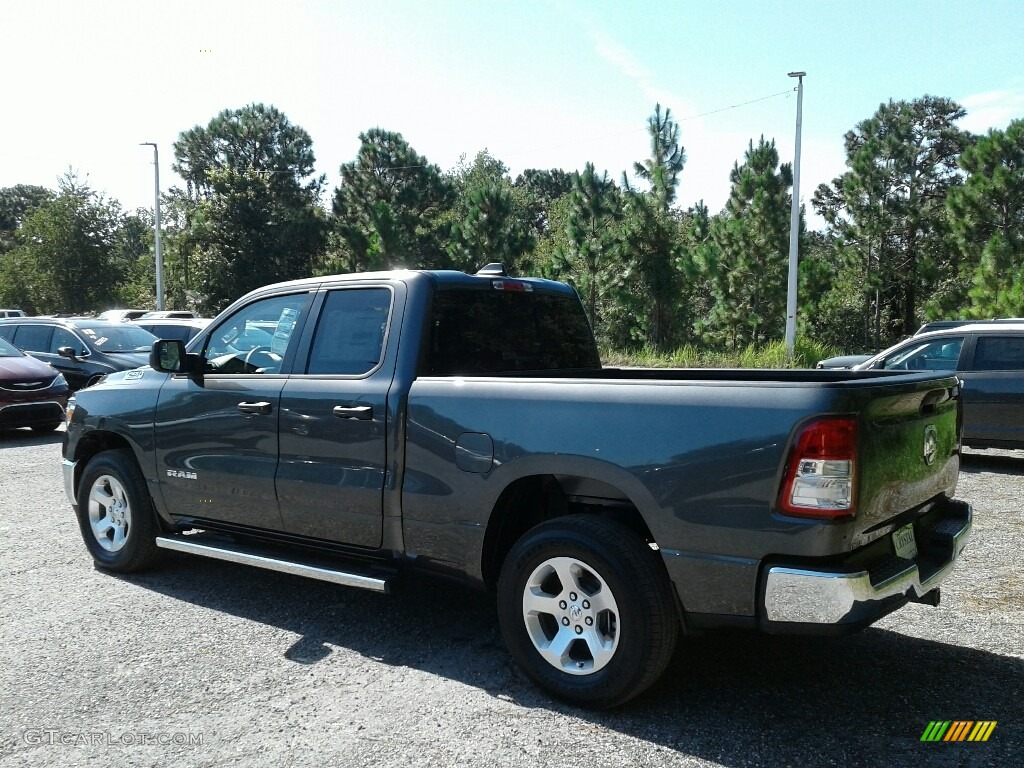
[333,405,372,420]
[237,401,272,415]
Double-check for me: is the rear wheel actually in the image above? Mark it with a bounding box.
[75,449,162,572]
[497,515,679,708]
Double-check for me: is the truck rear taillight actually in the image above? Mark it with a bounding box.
[778,416,857,520]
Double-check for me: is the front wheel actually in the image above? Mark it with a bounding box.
[75,449,162,572]
[497,515,679,709]
[30,419,63,432]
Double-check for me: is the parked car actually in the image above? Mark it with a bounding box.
[816,318,1024,369]
[96,309,148,322]
[131,317,210,344]
[853,323,1024,449]
[0,335,69,431]
[915,318,1024,335]
[63,265,972,707]
[137,310,197,320]
[0,318,157,391]
[0,309,26,318]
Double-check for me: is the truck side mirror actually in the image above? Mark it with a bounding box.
[150,339,196,373]
[57,345,79,359]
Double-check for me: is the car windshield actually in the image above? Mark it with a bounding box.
[0,337,24,357]
[77,325,158,353]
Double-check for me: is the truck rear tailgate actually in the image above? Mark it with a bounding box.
[848,374,961,548]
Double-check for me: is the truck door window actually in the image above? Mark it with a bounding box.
[305,288,392,375]
[202,294,306,374]
[973,336,1024,371]
[883,337,963,371]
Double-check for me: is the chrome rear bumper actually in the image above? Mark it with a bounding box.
[763,499,972,626]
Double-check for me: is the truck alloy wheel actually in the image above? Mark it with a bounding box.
[497,515,679,709]
[521,555,620,675]
[88,474,133,552]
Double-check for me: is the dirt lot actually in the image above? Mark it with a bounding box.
[1,431,1020,767]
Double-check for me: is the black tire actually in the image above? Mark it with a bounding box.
[30,419,63,432]
[497,514,679,709]
[75,449,162,572]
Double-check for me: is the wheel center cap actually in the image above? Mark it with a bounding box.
[569,604,583,621]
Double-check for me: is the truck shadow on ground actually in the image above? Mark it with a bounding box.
[960,450,1024,476]
[0,428,64,447]
[130,553,1021,766]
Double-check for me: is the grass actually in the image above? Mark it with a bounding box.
[599,339,841,369]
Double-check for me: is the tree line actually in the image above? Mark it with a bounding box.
[1,98,1021,355]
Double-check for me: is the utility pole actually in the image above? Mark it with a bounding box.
[140,142,164,310]
[784,71,805,360]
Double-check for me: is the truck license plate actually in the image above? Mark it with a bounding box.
[893,523,918,560]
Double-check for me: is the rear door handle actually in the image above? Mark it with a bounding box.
[333,405,372,420]
[237,401,272,415]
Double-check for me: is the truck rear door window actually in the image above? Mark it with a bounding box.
[305,288,392,376]
[423,289,600,375]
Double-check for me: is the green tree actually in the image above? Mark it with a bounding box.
[0,174,126,313]
[632,103,686,211]
[184,168,327,313]
[702,137,794,348]
[167,104,327,312]
[814,97,970,347]
[514,168,574,237]
[330,128,454,272]
[448,183,535,271]
[0,184,54,253]
[173,103,322,199]
[945,120,1024,317]
[447,150,536,273]
[611,104,688,350]
[554,163,621,332]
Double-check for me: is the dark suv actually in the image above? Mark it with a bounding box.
[0,318,157,390]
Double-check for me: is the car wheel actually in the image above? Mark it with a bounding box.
[75,449,162,572]
[30,419,63,432]
[497,514,679,709]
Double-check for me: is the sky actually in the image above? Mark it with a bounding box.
[2,0,1023,230]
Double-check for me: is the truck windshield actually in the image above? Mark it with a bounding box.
[422,289,601,375]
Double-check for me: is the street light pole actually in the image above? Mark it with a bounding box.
[140,142,164,310]
[784,71,805,360]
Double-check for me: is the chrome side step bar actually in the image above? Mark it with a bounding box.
[155,536,390,593]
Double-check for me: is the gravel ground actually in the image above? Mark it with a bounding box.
[0,431,1020,767]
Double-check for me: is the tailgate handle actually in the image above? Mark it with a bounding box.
[333,405,373,420]
[921,388,951,416]
[237,401,272,415]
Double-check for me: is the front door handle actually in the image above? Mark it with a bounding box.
[333,405,372,420]
[237,401,272,415]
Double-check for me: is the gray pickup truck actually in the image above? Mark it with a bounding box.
[62,266,972,707]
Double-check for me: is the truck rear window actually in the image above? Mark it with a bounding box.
[422,289,601,375]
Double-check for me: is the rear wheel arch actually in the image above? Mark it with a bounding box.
[480,470,660,590]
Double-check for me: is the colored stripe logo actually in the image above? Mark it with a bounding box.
[921,721,997,742]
